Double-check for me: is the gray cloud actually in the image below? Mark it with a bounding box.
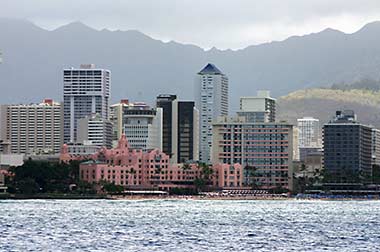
[1,0,380,49]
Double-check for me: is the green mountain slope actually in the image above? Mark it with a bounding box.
[277,88,380,127]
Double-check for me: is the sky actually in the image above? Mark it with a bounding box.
[1,0,380,49]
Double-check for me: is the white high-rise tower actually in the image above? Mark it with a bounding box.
[63,64,110,143]
[195,63,228,164]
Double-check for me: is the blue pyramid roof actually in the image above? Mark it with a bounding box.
[198,63,223,75]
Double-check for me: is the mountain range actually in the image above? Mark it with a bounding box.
[1,18,380,111]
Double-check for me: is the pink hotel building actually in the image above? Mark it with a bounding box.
[60,135,243,190]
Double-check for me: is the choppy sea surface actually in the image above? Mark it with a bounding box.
[1,199,380,251]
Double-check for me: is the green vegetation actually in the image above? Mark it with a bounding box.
[169,187,197,195]
[280,88,380,107]
[100,180,124,193]
[372,165,380,184]
[277,86,380,129]
[6,159,96,195]
[193,163,214,192]
[331,78,380,92]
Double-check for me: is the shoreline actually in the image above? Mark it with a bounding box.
[1,193,379,201]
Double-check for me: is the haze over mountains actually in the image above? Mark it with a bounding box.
[1,18,380,111]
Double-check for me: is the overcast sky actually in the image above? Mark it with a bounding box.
[1,0,380,49]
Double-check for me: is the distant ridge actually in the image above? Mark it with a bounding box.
[1,18,380,112]
[277,88,380,127]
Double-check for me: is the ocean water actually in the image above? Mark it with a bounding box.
[1,199,380,251]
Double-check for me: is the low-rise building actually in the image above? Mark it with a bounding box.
[0,154,24,169]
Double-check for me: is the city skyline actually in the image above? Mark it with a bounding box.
[2,2,380,251]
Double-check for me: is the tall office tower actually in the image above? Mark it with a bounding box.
[177,101,199,163]
[156,95,178,158]
[123,102,163,151]
[63,64,110,143]
[212,116,297,191]
[238,91,276,123]
[110,99,130,145]
[1,99,63,155]
[77,114,113,149]
[156,94,199,163]
[195,63,228,164]
[323,110,374,182]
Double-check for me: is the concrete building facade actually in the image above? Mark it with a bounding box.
[238,91,276,123]
[323,110,374,181]
[77,113,113,149]
[1,99,62,155]
[123,103,163,152]
[212,116,297,190]
[297,117,321,148]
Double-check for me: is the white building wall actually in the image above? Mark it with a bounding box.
[297,117,321,148]
[77,114,112,148]
[124,108,163,152]
[195,67,228,164]
[63,65,111,143]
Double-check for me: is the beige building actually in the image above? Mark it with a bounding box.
[212,116,298,191]
[110,99,130,147]
[1,99,63,155]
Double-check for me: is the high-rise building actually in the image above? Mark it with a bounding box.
[77,114,113,149]
[195,63,228,163]
[238,91,276,123]
[323,110,374,182]
[177,101,199,163]
[156,94,178,158]
[156,95,199,163]
[123,102,163,151]
[63,64,110,143]
[297,117,321,148]
[372,129,380,167]
[212,116,297,190]
[0,106,10,154]
[1,99,63,155]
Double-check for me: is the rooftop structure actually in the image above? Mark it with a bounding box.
[238,90,276,123]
